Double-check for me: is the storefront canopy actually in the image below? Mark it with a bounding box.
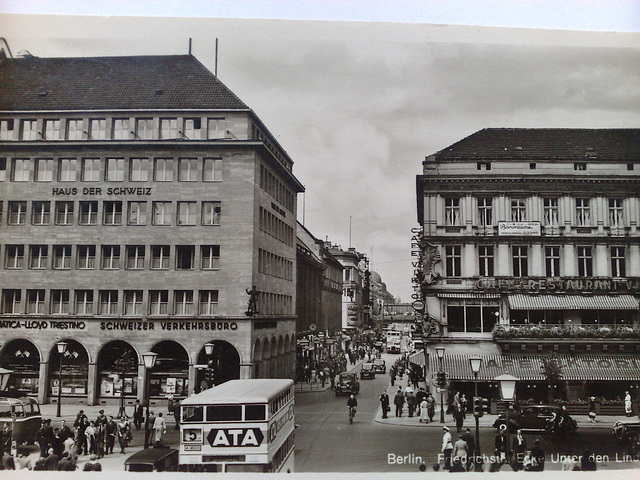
[430,354,640,381]
[508,294,639,310]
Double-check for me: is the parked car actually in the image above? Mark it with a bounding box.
[373,358,386,374]
[493,405,578,434]
[613,419,640,442]
[0,396,41,445]
[360,363,376,379]
[335,372,360,396]
[125,448,179,472]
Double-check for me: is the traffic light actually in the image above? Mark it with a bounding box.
[206,360,215,385]
[473,396,483,417]
[481,397,490,415]
[436,372,446,388]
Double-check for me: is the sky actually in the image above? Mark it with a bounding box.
[0,2,639,302]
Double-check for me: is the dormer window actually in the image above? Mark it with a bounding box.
[574,162,587,171]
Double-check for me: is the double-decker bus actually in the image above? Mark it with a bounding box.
[179,379,294,473]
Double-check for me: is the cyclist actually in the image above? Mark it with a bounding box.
[347,394,358,424]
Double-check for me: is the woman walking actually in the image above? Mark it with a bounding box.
[117,417,131,454]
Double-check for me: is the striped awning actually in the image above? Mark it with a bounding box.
[409,350,426,366]
[438,293,500,299]
[429,354,640,381]
[508,294,639,310]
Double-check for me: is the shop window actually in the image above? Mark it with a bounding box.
[49,340,89,397]
[97,342,138,398]
[0,339,40,395]
[447,306,465,332]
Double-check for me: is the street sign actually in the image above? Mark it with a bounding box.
[412,300,425,312]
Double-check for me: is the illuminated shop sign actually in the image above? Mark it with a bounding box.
[477,277,640,294]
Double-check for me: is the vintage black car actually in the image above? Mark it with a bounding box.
[613,419,640,442]
[493,404,578,434]
[373,358,386,374]
[360,363,376,379]
[335,372,360,396]
[125,448,179,472]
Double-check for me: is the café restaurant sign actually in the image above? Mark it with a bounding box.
[477,277,640,294]
[498,221,541,236]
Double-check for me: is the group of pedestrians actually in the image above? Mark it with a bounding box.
[382,385,435,421]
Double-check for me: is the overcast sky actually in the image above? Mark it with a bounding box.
[1,3,639,302]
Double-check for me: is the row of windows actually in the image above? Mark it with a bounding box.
[269,386,294,416]
[258,249,293,281]
[259,164,295,213]
[0,289,219,316]
[444,196,637,228]
[0,157,222,183]
[1,200,221,226]
[0,117,230,142]
[475,161,635,171]
[3,244,221,271]
[447,302,499,333]
[258,207,295,247]
[444,245,628,278]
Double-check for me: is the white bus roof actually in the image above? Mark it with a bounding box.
[181,379,294,406]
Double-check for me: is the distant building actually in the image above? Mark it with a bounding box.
[416,128,640,405]
[0,53,304,405]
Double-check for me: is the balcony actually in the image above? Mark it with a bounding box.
[493,323,640,340]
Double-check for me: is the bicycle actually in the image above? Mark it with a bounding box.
[349,406,356,424]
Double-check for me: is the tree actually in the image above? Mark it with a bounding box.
[540,354,563,403]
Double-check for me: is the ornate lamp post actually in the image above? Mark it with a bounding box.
[496,374,519,461]
[436,346,445,423]
[469,356,483,454]
[55,342,68,417]
[142,351,158,449]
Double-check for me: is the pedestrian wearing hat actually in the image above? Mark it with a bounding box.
[441,426,453,470]
[379,390,390,419]
[394,388,405,417]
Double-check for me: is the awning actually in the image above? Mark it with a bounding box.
[409,350,426,366]
[429,354,640,381]
[508,294,639,310]
[438,293,500,299]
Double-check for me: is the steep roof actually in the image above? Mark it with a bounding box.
[433,128,640,161]
[0,55,249,111]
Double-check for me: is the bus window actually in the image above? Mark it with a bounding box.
[244,404,266,421]
[206,405,242,422]
[0,406,11,418]
[182,406,204,423]
[13,406,25,418]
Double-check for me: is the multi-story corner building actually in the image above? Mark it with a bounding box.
[0,53,304,406]
[369,271,396,325]
[296,223,343,337]
[416,128,640,405]
[326,245,370,332]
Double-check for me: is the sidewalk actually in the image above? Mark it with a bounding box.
[374,379,620,430]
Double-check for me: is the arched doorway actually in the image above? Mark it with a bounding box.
[96,341,138,405]
[0,339,40,395]
[148,341,189,400]
[195,340,240,392]
[47,340,89,402]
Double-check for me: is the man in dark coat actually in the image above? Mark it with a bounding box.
[379,390,390,419]
[461,426,476,469]
[512,429,527,470]
[494,425,508,463]
[43,448,59,471]
[133,400,144,430]
[57,452,76,471]
[530,438,545,471]
[394,388,405,417]
[58,420,73,442]
[105,416,118,455]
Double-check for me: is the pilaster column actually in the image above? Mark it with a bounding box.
[240,363,253,379]
[38,362,47,404]
[87,362,97,405]
[188,364,197,396]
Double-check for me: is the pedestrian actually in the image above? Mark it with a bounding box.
[460,394,468,416]
[452,434,468,470]
[453,402,465,433]
[530,438,545,471]
[495,424,508,463]
[416,387,427,411]
[461,427,476,467]
[133,400,144,430]
[580,449,597,471]
[84,421,97,456]
[153,412,167,446]
[394,387,405,417]
[105,415,117,455]
[117,416,131,454]
[15,450,33,471]
[63,434,75,458]
[59,419,73,442]
[57,452,76,471]
[405,386,417,418]
[625,391,632,416]
[427,393,436,422]
[167,393,174,415]
[36,419,52,457]
[51,427,64,456]
[441,426,453,470]
[588,396,597,423]
[420,397,429,423]
[379,390,390,419]
[145,410,156,447]
[512,429,527,471]
[390,366,396,386]
[75,415,88,456]
[82,454,102,471]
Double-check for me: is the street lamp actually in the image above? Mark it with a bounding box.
[55,342,68,417]
[142,351,158,449]
[436,346,445,423]
[469,356,483,455]
[495,374,519,461]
